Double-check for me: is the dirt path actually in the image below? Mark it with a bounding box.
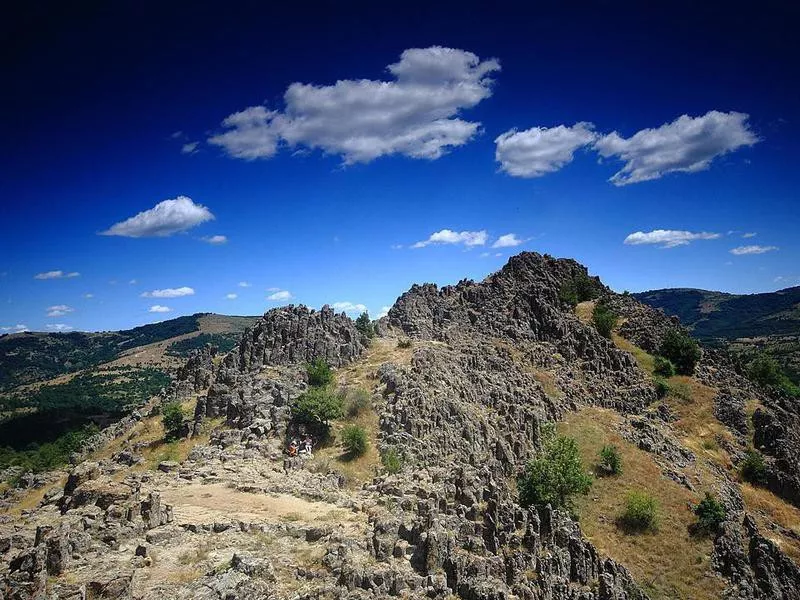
[160,483,352,525]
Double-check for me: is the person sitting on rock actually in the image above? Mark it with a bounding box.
[299,435,313,456]
[288,439,298,457]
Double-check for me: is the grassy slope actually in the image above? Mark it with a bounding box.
[559,305,800,596]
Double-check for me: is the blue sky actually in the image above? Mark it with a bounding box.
[1,1,798,333]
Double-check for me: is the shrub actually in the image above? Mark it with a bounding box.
[747,354,800,397]
[518,431,592,512]
[592,304,617,338]
[306,358,334,387]
[659,329,701,375]
[341,424,368,458]
[397,338,413,349]
[654,378,670,399]
[381,447,402,474]
[161,402,186,441]
[598,445,623,475]
[653,356,676,378]
[344,388,371,418]
[620,490,659,532]
[355,312,375,338]
[291,387,343,429]
[559,273,598,307]
[693,492,726,533]
[740,449,767,485]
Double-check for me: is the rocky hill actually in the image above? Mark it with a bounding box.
[634,287,800,383]
[1,253,799,600]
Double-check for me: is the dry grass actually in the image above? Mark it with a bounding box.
[663,376,734,469]
[531,370,563,400]
[558,407,724,600]
[741,483,800,563]
[1,474,67,517]
[612,333,656,374]
[575,301,595,324]
[314,406,381,488]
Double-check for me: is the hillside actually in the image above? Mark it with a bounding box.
[0,313,259,391]
[1,253,799,600]
[634,287,800,382]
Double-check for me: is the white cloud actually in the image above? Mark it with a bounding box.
[225,293,238,300]
[376,306,391,319]
[412,229,488,249]
[492,233,524,248]
[267,290,292,301]
[129,279,137,285]
[238,281,252,288]
[742,232,757,238]
[83,293,94,299]
[203,235,228,245]
[148,305,172,313]
[141,286,195,298]
[34,270,80,280]
[390,244,404,250]
[730,245,778,255]
[624,229,721,249]
[595,111,758,185]
[1,324,29,333]
[46,304,74,317]
[46,324,73,332]
[331,301,368,315]
[209,46,500,164]
[181,141,199,154]
[495,122,597,178]
[101,196,214,238]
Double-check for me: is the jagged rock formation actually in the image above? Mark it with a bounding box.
[2,252,799,599]
[193,304,367,434]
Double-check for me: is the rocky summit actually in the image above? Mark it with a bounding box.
[2,252,799,600]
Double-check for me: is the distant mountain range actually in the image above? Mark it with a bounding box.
[634,286,800,382]
[0,313,259,391]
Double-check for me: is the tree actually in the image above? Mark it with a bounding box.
[620,490,659,532]
[341,424,368,458]
[355,312,375,338]
[518,431,592,512]
[653,356,676,378]
[598,445,623,475]
[291,387,343,429]
[659,329,701,375]
[162,402,186,441]
[693,493,726,533]
[306,358,334,387]
[740,449,767,485]
[559,273,598,307]
[592,303,618,338]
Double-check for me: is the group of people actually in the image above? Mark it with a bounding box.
[287,435,313,458]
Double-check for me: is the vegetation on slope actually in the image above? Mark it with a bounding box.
[0,314,203,390]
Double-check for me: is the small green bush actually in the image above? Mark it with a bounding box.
[518,431,592,512]
[659,329,701,375]
[620,490,659,532]
[653,356,676,378]
[291,387,343,429]
[598,445,623,475]
[397,338,413,349]
[355,312,375,338]
[381,447,402,474]
[344,388,371,418]
[161,402,186,441]
[740,449,767,485]
[341,424,368,458]
[592,304,618,339]
[559,273,597,307]
[654,378,670,399]
[693,492,726,533]
[306,358,334,387]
